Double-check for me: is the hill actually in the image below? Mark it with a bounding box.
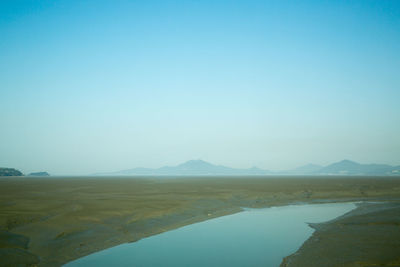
[0,168,24,176]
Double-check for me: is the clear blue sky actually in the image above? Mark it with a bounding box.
[1,0,399,175]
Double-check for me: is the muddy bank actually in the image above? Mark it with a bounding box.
[281,201,400,267]
[1,176,400,266]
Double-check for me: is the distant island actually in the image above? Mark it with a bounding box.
[0,169,51,177]
[0,168,24,176]
[28,172,50,177]
[95,159,400,176]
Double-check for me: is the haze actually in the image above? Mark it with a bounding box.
[1,1,399,175]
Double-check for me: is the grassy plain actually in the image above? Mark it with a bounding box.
[1,176,400,266]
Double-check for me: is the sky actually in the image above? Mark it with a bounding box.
[0,0,399,175]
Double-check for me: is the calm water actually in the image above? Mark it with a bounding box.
[65,202,355,267]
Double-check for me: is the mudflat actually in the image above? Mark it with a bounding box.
[281,201,400,267]
[1,176,400,266]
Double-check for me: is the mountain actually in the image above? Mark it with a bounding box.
[317,160,399,175]
[96,160,272,176]
[95,159,400,176]
[0,168,24,176]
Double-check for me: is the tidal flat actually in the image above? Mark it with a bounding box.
[1,176,400,266]
[65,202,357,267]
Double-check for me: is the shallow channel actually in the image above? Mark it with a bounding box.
[65,202,356,267]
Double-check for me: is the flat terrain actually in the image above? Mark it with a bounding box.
[1,176,400,266]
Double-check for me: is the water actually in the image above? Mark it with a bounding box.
[65,202,355,267]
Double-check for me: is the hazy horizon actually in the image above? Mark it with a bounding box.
[1,1,400,175]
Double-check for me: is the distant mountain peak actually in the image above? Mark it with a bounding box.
[325,160,361,170]
[317,159,398,175]
[338,159,359,165]
[178,160,214,168]
[96,159,271,176]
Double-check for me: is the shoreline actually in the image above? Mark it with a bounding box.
[1,176,400,266]
[62,199,400,267]
[280,200,400,266]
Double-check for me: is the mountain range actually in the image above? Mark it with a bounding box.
[95,159,400,176]
[97,160,272,176]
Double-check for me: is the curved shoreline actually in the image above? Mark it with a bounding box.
[1,176,400,266]
[280,201,400,267]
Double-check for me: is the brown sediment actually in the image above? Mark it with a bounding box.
[0,176,400,266]
[280,201,400,267]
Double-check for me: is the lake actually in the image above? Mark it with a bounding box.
[65,202,356,267]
